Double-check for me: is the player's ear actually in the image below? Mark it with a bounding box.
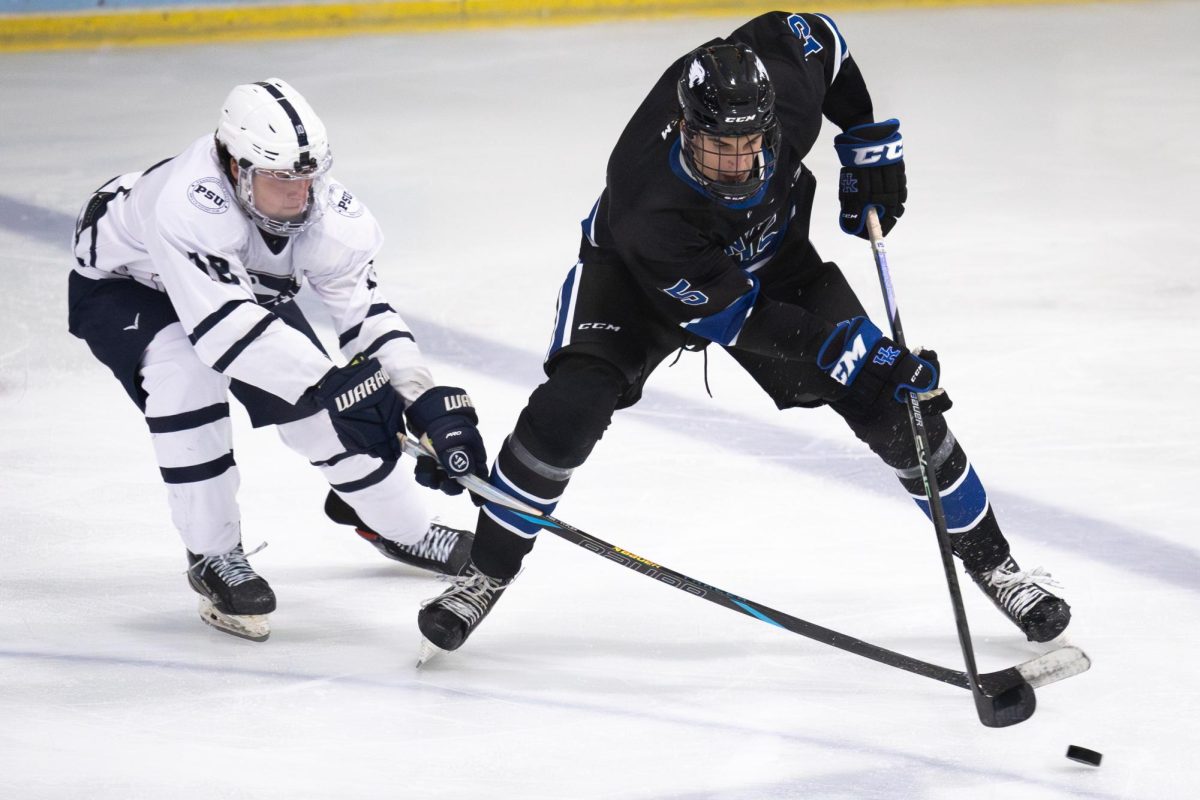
[229,158,240,181]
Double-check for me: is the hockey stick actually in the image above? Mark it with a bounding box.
[401,436,1089,699]
[863,208,1034,727]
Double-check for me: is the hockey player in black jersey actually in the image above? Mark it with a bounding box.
[418,12,1071,660]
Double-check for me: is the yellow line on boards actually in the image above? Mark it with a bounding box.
[0,0,1139,53]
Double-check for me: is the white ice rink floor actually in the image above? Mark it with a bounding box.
[2,2,1198,797]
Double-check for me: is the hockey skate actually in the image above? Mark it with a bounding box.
[324,491,473,575]
[186,543,276,642]
[416,564,511,666]
[968,555,1071,643]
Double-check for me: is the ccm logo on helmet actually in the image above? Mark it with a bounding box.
[334,369,389,411]
[724,115,758,123]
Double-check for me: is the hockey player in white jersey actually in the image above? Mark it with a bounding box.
[68,78,489,641]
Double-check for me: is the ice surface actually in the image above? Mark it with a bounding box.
[2,3,1198,798]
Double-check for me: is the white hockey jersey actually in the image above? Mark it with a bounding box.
[72,135,433,405]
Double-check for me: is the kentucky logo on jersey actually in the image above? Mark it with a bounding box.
[725,212,781,266]
[187,178,230,214]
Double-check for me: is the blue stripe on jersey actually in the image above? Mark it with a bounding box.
[813,13,849,62]
[913,465,989,532]
[367,302,396,317]
[338,323,362,349]
[311,450,357,468]
[683,275,760,345]
[362,329,415,358]
[546,262,580,361]
[145,402,230,434]
[213,314,276,373]
[188,299,252,345]
[337,303,397,349]
[667,138,771,210]
[160,452,236,485]
[581,194,601,247]
[331,459,397,493]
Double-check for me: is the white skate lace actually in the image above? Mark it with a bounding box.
[187,542,268,587]
[983,560,1062,620]
[420,569,507,626]
[404,523,461,563]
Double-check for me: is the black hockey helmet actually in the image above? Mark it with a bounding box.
[676,43,780,202]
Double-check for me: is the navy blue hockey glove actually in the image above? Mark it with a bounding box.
[303,355,404,461]
[816,317,951,415]
[834,119,907,239]
[405,386,488,503]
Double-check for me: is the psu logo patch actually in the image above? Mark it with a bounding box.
[329,184,364,218]
[187,178,230,214]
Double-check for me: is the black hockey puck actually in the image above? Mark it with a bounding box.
[1066,745,1102,766]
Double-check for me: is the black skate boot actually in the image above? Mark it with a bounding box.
[186,543,276,642]
[355,523,474,575]
[324,491,472,575]
[416,563,511,666]
[967,555,1071,643]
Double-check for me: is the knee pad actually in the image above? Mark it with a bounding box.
[515,355,625,469]
[140,325,229,414]
[276,410,343,463]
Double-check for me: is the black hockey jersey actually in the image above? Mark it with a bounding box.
[579,12,876,357]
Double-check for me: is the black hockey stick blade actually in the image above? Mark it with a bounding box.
[975,680,1036,728]
[973,644,1089,728]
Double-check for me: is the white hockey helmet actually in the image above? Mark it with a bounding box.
[215,78,333,236]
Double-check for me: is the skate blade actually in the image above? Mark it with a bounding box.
[197,597,270,642]
[416,637,447,668]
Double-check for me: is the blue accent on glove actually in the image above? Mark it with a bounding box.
[892,353,939,402]
[834,119,904,167]
[816,317,884,386]
[683,275,760,345]
[816,317,940,411]
[833,119,907,238]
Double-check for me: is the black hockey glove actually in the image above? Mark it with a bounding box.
[405,386,488,504]
[816,317,951,416]
[302,355,405,461]
[834,119,907,239]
